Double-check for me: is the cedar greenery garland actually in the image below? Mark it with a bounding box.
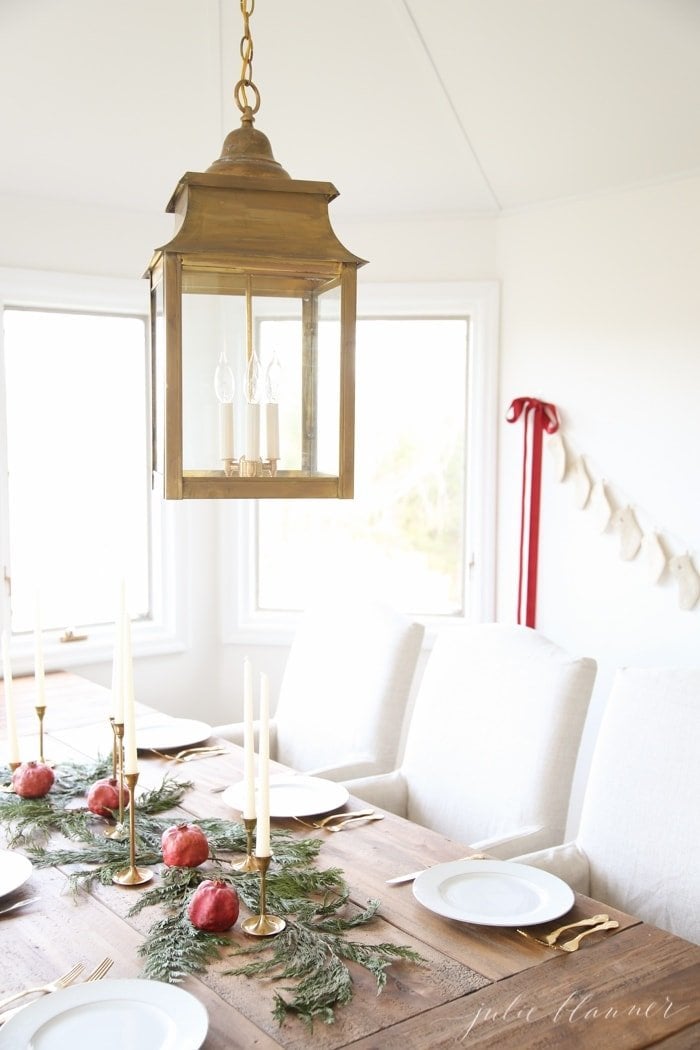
[1,758,424,1026]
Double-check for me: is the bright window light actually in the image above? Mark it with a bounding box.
[256,317,469,616]
[3,308,150,634]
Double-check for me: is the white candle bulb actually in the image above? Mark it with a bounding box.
[34,591,46,708]
[243,657,256,820]
[214,350,235,461]
[121,610,138,775]
[255,672,271,857]
[1,630,21,765]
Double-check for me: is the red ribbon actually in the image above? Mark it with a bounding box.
[506,397,560,628]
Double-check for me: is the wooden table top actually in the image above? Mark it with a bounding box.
[1,671,699,1048]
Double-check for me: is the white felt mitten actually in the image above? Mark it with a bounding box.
[669,554,700,610]
[547,432,567,482]
[571,457,591,509]
[611,506,642,561]
[588,479,612,533]
[641,532,667,584]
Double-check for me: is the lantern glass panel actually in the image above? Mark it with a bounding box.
[179,269,343,479]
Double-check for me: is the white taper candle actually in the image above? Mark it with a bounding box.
[243,657,256,819]
[255,671,271,856]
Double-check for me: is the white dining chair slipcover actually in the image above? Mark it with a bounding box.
[515,666,700,944]
[213,598,425,781]
[345,623,596,858]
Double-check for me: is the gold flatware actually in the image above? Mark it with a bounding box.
[557,919,619,951]
[0,958,113,1025]
[150,746,227,763]
[0,963,84,1012]
[517,913,610,946]
[386,854,490,885]
[325,813,385,832]
[293,809,375,830]
[0,897,40,917]
[84,957,113,982]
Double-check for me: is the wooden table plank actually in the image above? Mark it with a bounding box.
[348,924,700,1049]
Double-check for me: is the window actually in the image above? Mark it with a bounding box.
[224,282,499,642]
[0,269,184,670]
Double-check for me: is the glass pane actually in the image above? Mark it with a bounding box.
[181,280,342,477]
[257,318,468,616]
[3,309,150,632]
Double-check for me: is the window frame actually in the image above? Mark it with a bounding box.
[220,280,499,646]
[0,267,187,673]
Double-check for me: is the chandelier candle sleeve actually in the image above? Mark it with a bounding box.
[214,350,235,461]
[243,657,256,820]
[122,611,138,775]
[1,631,21,765]
[33,593,46,708]
[255,672,271,857]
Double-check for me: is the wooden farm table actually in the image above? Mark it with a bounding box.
[1,672,699,1048]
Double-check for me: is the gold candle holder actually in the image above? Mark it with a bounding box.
[112,771,153,886]
[242,854,286,937]
[105,721,127,840]
[232,816,259,872]
[35,705,47,764]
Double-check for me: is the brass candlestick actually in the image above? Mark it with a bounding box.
[232,816,259,872]
[242,854,285,936]
[105,721,127,840]
[35,706,47,764]
[112,771,153,886]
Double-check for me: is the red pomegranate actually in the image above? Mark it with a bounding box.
[12,761,55,799]
[187,880,240,932]
[161,823,210,868]
[86,777,128,819]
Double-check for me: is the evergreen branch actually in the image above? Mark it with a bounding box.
[138,911,229,983]
[136,776,192,814]
[227,893,425,1028]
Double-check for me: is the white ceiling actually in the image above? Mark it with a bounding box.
[1,0,699,221]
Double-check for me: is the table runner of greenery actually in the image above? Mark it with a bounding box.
[0,760,423,1027]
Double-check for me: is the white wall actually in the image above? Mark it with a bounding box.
[496,175,700,828]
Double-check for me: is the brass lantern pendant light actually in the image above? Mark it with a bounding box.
[146,0,366,499]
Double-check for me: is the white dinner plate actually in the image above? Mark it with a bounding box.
[413,859,574,927]
[0,979,208,1049]
[223,774,349,818]
[135,719,213,751]
[0,850,33,898]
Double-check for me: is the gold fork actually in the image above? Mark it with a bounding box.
[0,959,113,1025]
[84,957,113,982]
[0,963,84,1012]
[325,813,385,832]
[556,920,619,951]
[150,746,227,763]
[517,913,610,947]
[293,809,375,830]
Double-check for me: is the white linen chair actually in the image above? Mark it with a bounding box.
[514,666,700,944]
[344,623,596,858]
[213,599,424,781]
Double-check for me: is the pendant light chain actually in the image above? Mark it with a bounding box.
[235,0,261,116]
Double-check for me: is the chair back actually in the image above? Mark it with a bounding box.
[400,623,596,855]
[274,598,425,778]
[577,667,700,943]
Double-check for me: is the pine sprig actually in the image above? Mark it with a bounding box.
[138,911,229,982]
[137,776,192,815]
[227,893,425,1028]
